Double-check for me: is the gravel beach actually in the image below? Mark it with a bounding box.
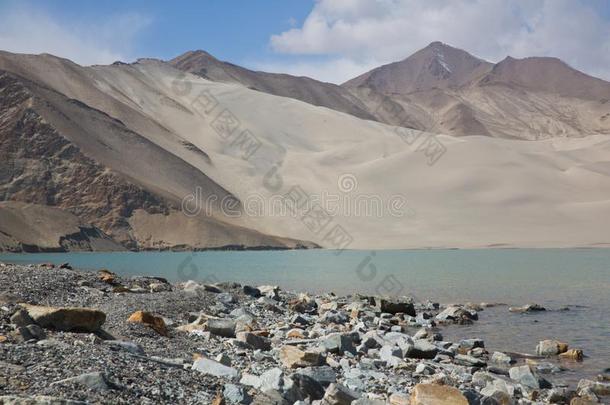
[0,262,608,404]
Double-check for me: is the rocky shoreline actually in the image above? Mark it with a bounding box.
[0,263,608,405]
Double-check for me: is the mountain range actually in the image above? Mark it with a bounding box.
[173,42,610,139]
[1,42,609,251]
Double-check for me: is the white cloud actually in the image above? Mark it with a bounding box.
[0,3,151,66]
[266,0,610,83]
[250,57,380,84]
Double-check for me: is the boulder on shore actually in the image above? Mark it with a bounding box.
[378,298,416,316]
[21,304,106,332]
[410,383,469,405]
[280,345,325,369]
[509,303,546,313]
[127,311,168,336]
[536,339,569,356]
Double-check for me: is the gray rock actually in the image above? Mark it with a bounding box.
[10,309,34,327]
[459,338,485,350]
[455,354,487,368]
[406,340,438,359]
[230,307,254,318]
[577,379,610,396]
[52,371,119,391]
[291,373,326,401]
[435,306,478,322]
[21,304,106,332]
[217,292,237,304]
[321,310,349,324]
[258,285,280,300]
[378,298,416,316]
[294,366,337,388]
[508,303,546,313]
[321,383,360,405]
[352,399,386,405]
[224,383,253,404]
[509,365,551,389]
[215,353,232,366]
[360,334,383,350]
[412,327,431,340]
[535,339,566,356]
[243,285,261,298]
[236,332,271,351]
[203,284,223,293]
[182,280,202,293]
[382,331,412,346]
[103,340,145,355]
[192,358,240,379]
[379,345,402,366]
[252,390,288,405]
[414,363,436,375]
[259,368,284,392]
[323,333,357,355]
[344,377,365,392]
[480,379,515,403]
[208,318,237,338]
[13,324,46,341]
[291,314,311,326]
[535,362,564,374]
[490,351,514,365]
[240,373,262,388]
[545,388,571,404]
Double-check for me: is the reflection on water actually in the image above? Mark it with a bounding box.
[1,248,609,384]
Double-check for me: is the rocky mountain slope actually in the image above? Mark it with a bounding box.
[169,43,610,140]
[1,48,609,251]
[343,42,610,139]
[170,50,376,121]
[344,41,494,94]
[0,202,123,252]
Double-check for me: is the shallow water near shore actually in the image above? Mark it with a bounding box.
[1,248,609,386]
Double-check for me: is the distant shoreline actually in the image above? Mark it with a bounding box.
[2,244,610,254]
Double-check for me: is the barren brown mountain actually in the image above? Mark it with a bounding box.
[343,42,610,139]
[344,41,493,94]
[170,50,376,121]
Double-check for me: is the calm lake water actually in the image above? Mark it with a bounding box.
[1,249,609,386]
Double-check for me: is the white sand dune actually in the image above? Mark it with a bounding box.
[1,51,609,249]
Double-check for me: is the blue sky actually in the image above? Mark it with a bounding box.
[15,0,314,62]
[1,0,609,83]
